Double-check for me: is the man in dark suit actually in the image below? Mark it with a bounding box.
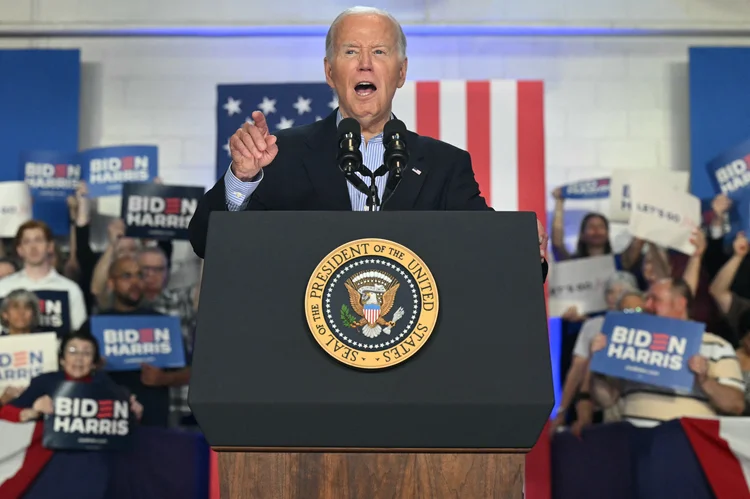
[188,6,549,281]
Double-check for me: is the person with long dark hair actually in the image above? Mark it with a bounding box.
[551,188,635,268]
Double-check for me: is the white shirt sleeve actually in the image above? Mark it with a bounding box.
[573,316,606,360]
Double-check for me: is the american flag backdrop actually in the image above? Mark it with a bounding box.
[215,80,546,220]
[215,79,549,499]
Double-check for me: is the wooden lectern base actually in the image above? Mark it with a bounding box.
[217,450,525,499]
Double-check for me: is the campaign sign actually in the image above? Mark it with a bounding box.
[90,315,185,371]
[561,178,610,200]
[20,151,82,236]
[0,333,59,390]
[34,290,71,338]
[0,181,32,238]
[706,137,750,199]
[80,145,158,197]
[121,183,204,240]
[609,170,690,223]
[628,180,701,255]
[548,255,617,316]
[590,312,704,391]
[43,380,133,451]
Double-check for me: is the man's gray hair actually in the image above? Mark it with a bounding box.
[325,6,407,62]
[604,271,638,294]
[0,288,40,331]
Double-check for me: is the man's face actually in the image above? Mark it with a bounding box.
[110,259,144,307]
[644,281,682,319]
[137,252,168,295]
[17,228,52,267]
[324,13,407,131]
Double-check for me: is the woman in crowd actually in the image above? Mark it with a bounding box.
[0,330,143,421]
[0,289,41,336]
[0,289,42,404]
[550,187,643,271]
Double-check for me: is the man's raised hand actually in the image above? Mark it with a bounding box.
[229,110,279,181]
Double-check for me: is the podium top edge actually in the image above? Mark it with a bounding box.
[211,446,531,454]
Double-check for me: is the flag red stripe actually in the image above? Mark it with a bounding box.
[681,418,750,499]
[520,79,550,499]
[516,81,546,219]
[466,81,491,205]
[0,422,53,497]
[415,82,440,140]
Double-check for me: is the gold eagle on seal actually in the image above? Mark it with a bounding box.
[343,270,406,338]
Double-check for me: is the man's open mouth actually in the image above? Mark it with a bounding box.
[355,82,377,96]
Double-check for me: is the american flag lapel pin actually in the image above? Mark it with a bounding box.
[413,168,422,175]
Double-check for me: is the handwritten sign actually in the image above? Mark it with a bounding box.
[548,255,617,316]
[628,179,701,254]
[609,170,690,223]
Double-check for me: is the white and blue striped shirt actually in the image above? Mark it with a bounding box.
[224,112,390,211]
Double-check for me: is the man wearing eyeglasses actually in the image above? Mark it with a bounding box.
[77,256,191,427]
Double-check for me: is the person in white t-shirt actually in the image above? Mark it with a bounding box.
[0,220,87,333]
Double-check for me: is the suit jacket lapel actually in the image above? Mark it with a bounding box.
[382,132,427,211]
[302,111,353,210]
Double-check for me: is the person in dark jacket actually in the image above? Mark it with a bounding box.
[0,330,143,422]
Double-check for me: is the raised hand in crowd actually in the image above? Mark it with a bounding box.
[229,110,279,181]
[689,228,707,257]
[69,181,91,227]
[708,231,749,316]
[710,193,732,229]
[733,231,749,257]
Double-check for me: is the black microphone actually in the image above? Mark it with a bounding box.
[337,117,363,175]
[383,119,409,174]
[380,119,409,207]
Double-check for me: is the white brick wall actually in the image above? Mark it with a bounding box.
[1,0,748,281]
[8,0,750,27]
[2,0,750,195]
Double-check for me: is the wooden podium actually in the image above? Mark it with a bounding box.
[217,451,524,498]
[190,211,552,499]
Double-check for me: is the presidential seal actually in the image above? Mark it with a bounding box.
[305,239,439,369]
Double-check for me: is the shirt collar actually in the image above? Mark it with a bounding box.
[20,267,58,282]
[335,109,395,141]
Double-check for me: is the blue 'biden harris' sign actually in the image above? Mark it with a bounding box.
[590,312,704,391]
[561,178,610,200]
[43,380,133,451]
[706,137,750,200]
[90,315,186,371]
[80,145,158,197]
